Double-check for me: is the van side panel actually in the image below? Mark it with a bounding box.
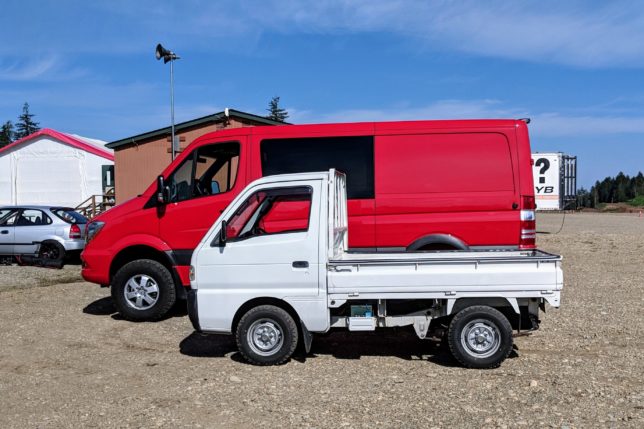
[375,132,519,248]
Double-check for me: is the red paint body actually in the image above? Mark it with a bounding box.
[82,119,535,288]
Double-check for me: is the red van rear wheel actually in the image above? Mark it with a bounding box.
[111,259,176,321]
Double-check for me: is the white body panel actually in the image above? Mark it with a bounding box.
[192,170,563,335]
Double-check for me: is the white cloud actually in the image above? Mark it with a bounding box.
[288,98,644,137]
[240,0,644,68]
[0,57,59,81]
[3,1,644,68]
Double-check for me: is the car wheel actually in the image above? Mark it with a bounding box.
[38,240,65,264]
[447,305,513,369]
[236,305,299,365]
[111,259,176,322]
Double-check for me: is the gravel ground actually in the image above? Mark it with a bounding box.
[0,212,642,428]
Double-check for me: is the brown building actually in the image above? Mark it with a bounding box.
[106,109,284,203]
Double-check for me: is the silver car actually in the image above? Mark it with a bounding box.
[0,206,88,263]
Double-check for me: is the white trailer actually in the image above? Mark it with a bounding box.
[188,170,563,368]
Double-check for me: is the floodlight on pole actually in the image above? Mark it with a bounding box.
[155,43,180,160]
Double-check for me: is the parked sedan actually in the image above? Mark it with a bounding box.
[0,206,88,263]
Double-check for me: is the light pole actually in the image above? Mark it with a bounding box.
[155,43,180,160]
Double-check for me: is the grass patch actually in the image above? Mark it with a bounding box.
[626,195,644,207]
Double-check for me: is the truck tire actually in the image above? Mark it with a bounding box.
[447,305,513,369]
[236,305,298,365]
[111,259,176,322]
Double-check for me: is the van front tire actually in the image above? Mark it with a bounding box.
[111,259,176,322]
[236,305,298,365]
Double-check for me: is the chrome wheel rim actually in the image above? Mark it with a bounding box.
[247,319,284,356]
[123,275,159,310]
[461,319,501,358]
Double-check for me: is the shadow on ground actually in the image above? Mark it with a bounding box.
[82,296,188,321]
[177,329,498,367]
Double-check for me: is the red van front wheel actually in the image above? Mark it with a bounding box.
[111,259,176,321]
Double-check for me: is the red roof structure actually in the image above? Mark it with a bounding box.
[0,128,114,161]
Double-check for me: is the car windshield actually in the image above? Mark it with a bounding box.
[51,208,88,224]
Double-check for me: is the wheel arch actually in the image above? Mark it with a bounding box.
[407,234,469,251]
[231,297,301,334]
[110,245,174,282]
[446,298,522,330]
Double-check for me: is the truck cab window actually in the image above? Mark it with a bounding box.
[224,187,312,242]
[167,142,240,203]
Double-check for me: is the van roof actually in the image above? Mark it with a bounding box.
[192,119,526,141]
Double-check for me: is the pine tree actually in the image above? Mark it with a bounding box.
[266,96,289,122]
[0,121,15,148]
[14,102,40,139]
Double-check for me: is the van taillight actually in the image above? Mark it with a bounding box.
[520,195,536,249]
[69,224,81,239]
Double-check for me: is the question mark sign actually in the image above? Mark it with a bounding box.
[535,158,550,184]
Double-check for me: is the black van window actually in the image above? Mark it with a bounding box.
[261,136,374,199]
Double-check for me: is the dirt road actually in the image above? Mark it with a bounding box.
[0,213,642,428]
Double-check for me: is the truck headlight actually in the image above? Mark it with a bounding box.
[189,265,195,282]
[86,221,105,243]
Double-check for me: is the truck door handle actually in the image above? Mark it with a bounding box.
[292,261,309,268]
[0,230,8,234]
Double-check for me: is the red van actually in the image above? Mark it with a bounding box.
[82,119,536,321]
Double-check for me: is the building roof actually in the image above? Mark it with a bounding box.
[0,128,114,161]
[106,108,287,150]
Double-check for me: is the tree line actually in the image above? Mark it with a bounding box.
[577,171,644,208]
[0,103,41,148]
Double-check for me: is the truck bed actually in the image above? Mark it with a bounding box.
[327,249,563,306]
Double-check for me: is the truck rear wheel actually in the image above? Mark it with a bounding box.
[447,305,513,369]
[235,305,298,365]
[111,259,176,322]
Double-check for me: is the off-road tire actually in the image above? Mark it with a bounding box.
[111,259,176,322]
[447,305,513,369]
[236,305,298,365]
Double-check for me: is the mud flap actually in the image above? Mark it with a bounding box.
[300,320,313,354]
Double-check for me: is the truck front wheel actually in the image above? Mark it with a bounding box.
[111,259,176,322]
[447,305,513,369]
[236,305,299,365]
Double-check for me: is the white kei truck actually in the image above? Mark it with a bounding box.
[187,170,563,368]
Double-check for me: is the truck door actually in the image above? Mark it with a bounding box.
[159,139,247,257]
[197,181,321,299]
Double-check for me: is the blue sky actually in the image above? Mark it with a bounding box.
[1,0,643,188]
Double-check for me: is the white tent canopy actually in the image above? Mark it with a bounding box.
[0,129,114,208]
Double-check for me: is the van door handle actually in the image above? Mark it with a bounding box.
[0,230,8,234]
[292,261,309,268]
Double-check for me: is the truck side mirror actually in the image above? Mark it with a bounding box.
[219,220,227,246]
[157,175,169,205]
